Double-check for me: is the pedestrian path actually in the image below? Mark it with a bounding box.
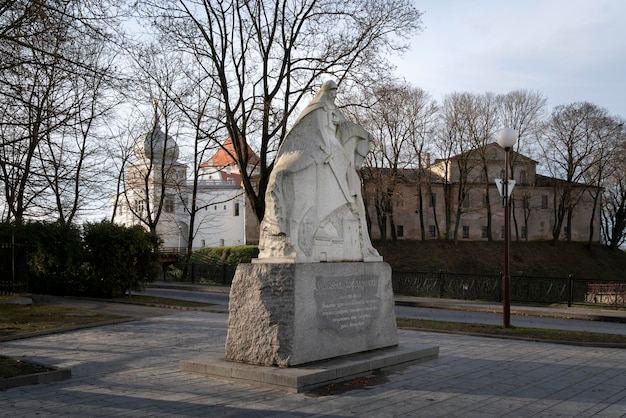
[1,309,625,417]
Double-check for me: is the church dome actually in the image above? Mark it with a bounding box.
[134,124,179,162]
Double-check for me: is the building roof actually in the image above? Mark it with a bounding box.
[201,137,260,169]
[360,167,447,183]
[134,124,179,162]
[535,174,599,189]
[433,142,538,165]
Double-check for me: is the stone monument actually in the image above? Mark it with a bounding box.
[225,80,398,366]
[181,81,438,392]
[255,80,381,263]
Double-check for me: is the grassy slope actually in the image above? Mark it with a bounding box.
[373,240,626,280]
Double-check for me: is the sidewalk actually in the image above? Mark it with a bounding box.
[1,308,625,417]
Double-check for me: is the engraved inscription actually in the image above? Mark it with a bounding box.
[314,274,380,334]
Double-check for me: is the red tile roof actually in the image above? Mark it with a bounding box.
[201,137,260,168]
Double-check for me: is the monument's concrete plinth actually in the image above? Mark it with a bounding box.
[181,340,438,393]
[225,262,399,367]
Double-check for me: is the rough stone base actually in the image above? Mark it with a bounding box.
[225,262,399,366]
[181,341,438,393]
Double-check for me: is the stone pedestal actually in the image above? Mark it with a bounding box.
[225,262,398,367]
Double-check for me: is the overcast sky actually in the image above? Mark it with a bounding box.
[391,0,626,119]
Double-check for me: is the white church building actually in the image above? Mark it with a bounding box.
[111,125,259,252]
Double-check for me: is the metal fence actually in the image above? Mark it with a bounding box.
[392,270,623,307]
[156,261,624,308]
[0,240,29,295]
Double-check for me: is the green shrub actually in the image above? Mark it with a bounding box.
[191,245,259,265]
[22,221,84,296]
[0,220,161,298]
[82,221,161,298]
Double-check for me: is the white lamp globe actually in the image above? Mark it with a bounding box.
[497,128,518,149]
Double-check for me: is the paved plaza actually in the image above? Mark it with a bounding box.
[1,309,625,417]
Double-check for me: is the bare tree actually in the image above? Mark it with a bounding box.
[601,128,626,250]
[496,89,546,240]
[0,0,121,223]
[538,102,609,244]
[108,124,138,223]
[37,44,118,225]
[407,89,438,241]
[133,0,424,222]
[431,117,456,240]
[585,116,624,247]
[459,93,498,240]
[433,93,479,243]
[347,82,433,240]
[123,102,183,234]
[168,66,232,266]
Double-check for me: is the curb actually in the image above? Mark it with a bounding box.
[0,317,137,343]
[0,362,71,391]
[398,326,626,349]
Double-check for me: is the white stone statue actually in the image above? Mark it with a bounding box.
[257,80,382,263]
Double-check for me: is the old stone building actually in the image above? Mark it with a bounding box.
[364,143,601,243]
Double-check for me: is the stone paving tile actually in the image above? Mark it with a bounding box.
[1,312,626,417]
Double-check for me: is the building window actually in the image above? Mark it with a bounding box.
[462,226,469,239]
[234,202,240,216]
[519,170,527,184]
[481,226,488,238]
[482,194,489,208]
[521,226,527,239]
[462,193,470,208]
[396,225,404,238]
[429,225,436,238]
[541,195,548,209]
[428,193,436,208]
[523,196,530,210]
[201,239,206,247]
[164,197,175,213]
[134,199,144,214]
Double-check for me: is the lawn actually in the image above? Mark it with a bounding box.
[0,304,129,339]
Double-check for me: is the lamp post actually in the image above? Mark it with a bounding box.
[178,225,182,257]
[496,128,518,328]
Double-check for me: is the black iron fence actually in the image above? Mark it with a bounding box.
[392,270,624,307]
[0,240,28,295]
[157,261,624,308]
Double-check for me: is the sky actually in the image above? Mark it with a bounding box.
[390,0,626,119]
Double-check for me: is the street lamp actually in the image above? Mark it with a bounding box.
[496,127,518,328]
